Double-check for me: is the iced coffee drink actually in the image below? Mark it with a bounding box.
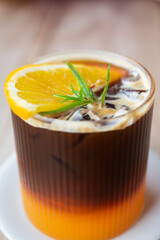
[5,51,155,240]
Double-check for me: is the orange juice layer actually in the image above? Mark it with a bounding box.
[21,178,145,240]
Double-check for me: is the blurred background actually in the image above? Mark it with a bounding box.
[0,0,160,159]
[0,0,160,239]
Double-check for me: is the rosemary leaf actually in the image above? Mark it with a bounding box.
[101,64,111,107]
[71,84,79,97]
[40,101,89,115]
[66,62,95,102]
[54,94,83,102]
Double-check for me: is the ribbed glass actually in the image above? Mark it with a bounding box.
[12,103,153,240]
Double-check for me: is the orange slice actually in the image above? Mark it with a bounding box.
[4,63,126,120]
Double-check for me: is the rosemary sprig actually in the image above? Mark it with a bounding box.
[40,63,95,115]
[53,61,98,107]
[40,62,111,116]
[101,64,111,107]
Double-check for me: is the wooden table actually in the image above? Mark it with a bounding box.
[0,0,160,239]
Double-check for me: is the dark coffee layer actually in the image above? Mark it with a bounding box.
[12,105,153,212]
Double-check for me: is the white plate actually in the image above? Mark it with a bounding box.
[0,151,160,240]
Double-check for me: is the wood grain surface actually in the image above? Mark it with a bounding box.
[0,0,160,239]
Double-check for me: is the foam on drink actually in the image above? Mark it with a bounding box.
[26,52,153,132]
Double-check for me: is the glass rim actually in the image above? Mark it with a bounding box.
[31,50,155,131]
